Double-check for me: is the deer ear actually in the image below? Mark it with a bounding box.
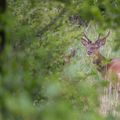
[81,39,90,46]
[95,31,110,47]
[95,39,106,47]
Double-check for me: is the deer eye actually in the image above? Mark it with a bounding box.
[88,41,92,44]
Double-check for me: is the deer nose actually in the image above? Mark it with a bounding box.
[88,51,92,55]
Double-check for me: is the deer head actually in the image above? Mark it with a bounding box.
[64,48,76,64]
[81,31,110,55]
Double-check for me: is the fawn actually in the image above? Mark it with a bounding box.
[81,31,120,116]
[64,48,76,64]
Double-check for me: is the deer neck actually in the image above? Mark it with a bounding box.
[92,52,108,76]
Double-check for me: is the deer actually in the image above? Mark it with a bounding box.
[81,31,120,116]
[64,48,76,64]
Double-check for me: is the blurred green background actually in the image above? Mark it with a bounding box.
[0,0,120,120]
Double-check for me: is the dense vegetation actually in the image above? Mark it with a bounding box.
[0,0,120,120]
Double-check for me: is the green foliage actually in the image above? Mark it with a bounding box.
[0,0,120,120]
